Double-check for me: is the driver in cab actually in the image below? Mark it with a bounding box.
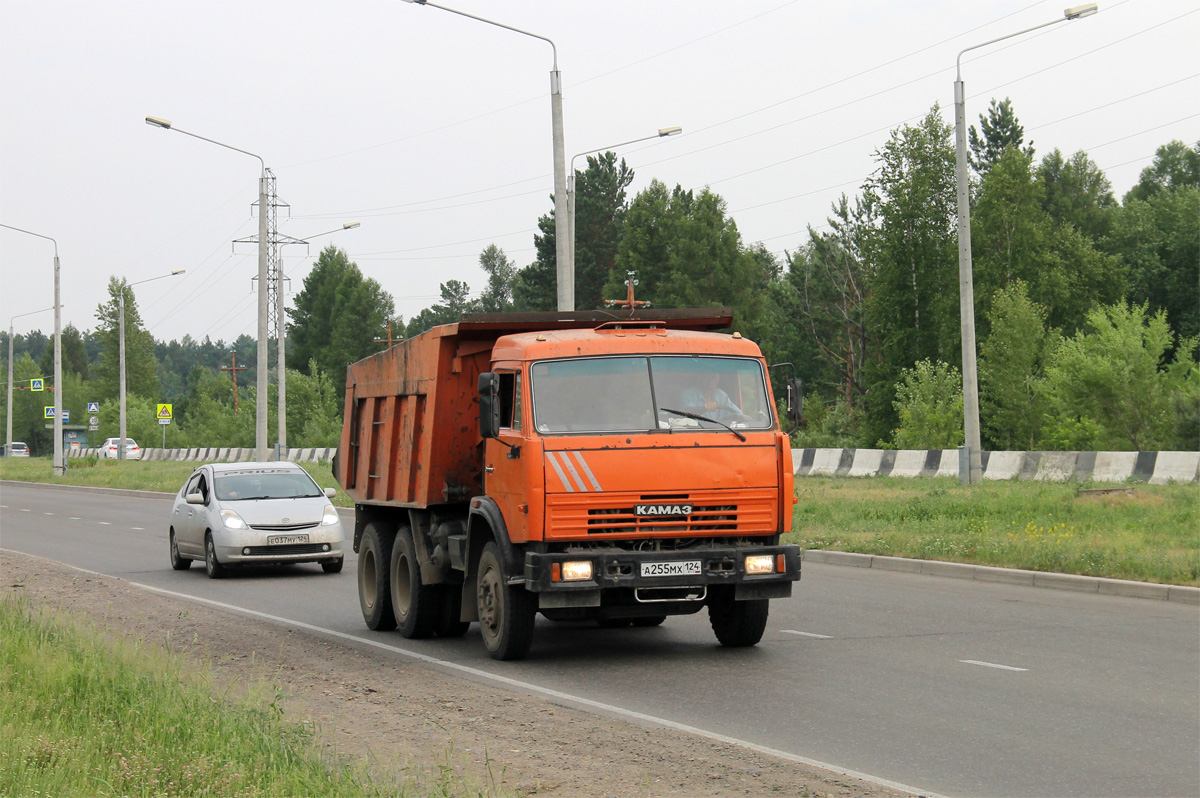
[681,371,744,419]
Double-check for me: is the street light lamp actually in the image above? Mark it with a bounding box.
[0,223,64,475]
[118,270,185,460]
[953,3,1097,484]
[567,127,682,292]
[147,115,272,461]
[271,221,360,452]
[400,0,571,310]
[6,304,58,458]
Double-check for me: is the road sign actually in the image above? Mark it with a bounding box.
[159,419,171,425]
[88,425,99,432]
[157,403,173,420]
[43,406,54,418]
[31,379,44,392]
[87,402,99,413]
[89,415,99,426]
[61,410,70,423]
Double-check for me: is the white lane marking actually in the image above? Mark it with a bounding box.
[961,659,1028,672]
[98,522,111,526]
[19,509,30,512]
[3,549,942,798]
[43,512,54,516]
[782,630,833,639]
[132,527,145,531]
[69,517,81,520]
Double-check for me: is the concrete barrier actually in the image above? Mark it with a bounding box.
[792,448,1198,482]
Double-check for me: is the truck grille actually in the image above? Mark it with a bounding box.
[545,489,777,540]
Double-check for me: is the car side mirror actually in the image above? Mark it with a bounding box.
[478,372,501,439]
[186,492,205,505]
[787,378,804,422]
[324,487,337,499]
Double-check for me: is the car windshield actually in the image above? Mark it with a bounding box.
[213,471,324,501]
[529,355,773,434]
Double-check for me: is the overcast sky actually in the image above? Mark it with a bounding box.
[1,0,1196,349]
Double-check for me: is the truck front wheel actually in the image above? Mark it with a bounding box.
[358,522,397,631]
[476,542,535,660]
[708,596,769,647]
[390,526,439,639]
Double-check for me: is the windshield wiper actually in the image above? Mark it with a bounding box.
[660,407,746,442]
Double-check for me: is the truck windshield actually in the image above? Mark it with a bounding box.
[529,356,773,434]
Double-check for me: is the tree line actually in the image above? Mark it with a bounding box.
[3,100,1196,455]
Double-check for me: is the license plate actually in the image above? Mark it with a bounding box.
[641,560,701,578]
[267,534,309,546]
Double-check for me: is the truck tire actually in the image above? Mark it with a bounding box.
[390,526,439,639]
[358,522,397,631]
[476,542,536,660]
[436,585,471,638]
[708,597,769,647]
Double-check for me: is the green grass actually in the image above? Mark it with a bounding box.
[0,595,510,798]
[789,476,1200,586]
[0,457,352,507]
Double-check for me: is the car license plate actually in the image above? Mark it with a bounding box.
[641,560,701,578]
[267,534,309,546]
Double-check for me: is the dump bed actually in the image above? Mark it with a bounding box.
[335,309,732,509]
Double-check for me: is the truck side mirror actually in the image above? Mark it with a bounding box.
[787,378,804,422]
[478,372,501,439]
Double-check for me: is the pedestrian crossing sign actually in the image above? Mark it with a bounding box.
[157,403,173,420]
[31,379,44,391]
[44,406,54,418]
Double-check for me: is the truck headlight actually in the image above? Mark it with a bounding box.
[560,560,594,582]
[744,555,775,575]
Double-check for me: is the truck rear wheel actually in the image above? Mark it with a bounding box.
[476,542,535,660]
[708,596,769,647]
[390,526,439,639]
[358,522,397,631]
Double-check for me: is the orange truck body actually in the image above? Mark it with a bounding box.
[335,309,800,659]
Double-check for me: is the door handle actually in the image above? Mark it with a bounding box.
[485,466,495,474]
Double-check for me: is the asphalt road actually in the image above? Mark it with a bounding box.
[3,482,1197,797]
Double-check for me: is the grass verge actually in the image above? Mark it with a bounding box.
[789,476,1199,586]
[0,593,507,797]
[0,457,352,507]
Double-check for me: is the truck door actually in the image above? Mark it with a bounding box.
[483,368,530,543]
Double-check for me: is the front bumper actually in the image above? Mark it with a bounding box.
[212,524,345,565]
[524,543,800,600]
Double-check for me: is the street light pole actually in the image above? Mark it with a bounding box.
[568,127,682,290]
[146,116,271,461]
[400,0,570,309]
[118,270,185,460]
[952,3,1097,484]
[0,224,64,474]
[7,305,57,457]
[270,222,359,452]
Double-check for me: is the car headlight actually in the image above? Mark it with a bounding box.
[321,505,340,526]
[744,554,775,575]
[219,508,248,530]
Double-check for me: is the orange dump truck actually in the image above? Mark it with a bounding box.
[334,309,801,660]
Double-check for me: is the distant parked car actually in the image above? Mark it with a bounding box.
[168,461,345,578]
[100,437,141,460]
[2,441,30,457]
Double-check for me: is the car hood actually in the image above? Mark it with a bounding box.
[215,496,331,526]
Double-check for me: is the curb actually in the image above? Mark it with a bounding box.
[1,480,176,502]
[802,550,1200,605]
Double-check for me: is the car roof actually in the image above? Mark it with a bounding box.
[202,461,307,475]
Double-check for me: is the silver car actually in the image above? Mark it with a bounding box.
[168,462,345,578]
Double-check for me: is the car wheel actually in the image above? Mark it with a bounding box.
[204,533,226,579]
[169,529,191,571]
[390,526,439,639]
[476,542,536,661]
[321,558,344,574]
[357,522,396,631]
[708,595,768,647]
